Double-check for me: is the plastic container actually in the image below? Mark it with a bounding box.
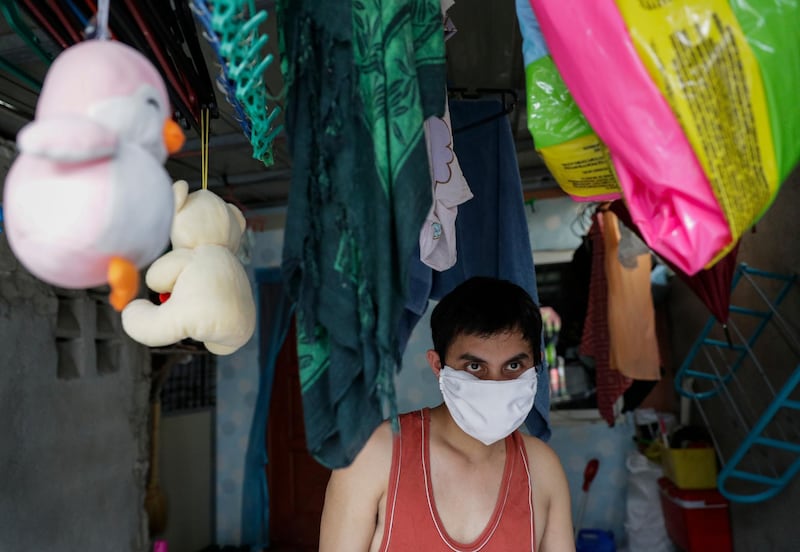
[575,529,616,552]
[663,447,717,490]
[658,477,732,552]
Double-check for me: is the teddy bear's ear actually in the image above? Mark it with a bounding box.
[173,180,189,211]
[228,204,246,233]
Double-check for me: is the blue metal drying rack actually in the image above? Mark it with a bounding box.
[674,264,800,503]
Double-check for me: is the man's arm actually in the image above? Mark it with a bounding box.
[524,437,576,552]
[319,421,393,552]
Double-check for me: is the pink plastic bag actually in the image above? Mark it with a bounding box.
[529,0,732,275]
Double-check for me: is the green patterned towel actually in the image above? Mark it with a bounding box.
[279,0,445,468]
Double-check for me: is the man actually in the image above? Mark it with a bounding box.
[320,277,574,551]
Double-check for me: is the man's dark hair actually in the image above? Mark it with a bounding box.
[430,277,542,364]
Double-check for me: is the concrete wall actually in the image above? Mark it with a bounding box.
[215,220,285,545]
[160,410,214,552]
[667,168,800,551]
[0,235,150,552]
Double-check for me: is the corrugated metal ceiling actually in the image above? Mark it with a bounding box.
[0,0,556,211]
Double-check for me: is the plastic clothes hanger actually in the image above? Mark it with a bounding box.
[174,0,219,115]
[189,0,251,136]
[193,0,282,165]
[103,1,195,129]
[137,0,210,117]
[142,0,218,116]
[449,88,518,134]
[122,0,199,128]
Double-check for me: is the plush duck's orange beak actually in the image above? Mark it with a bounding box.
[108,257,139,311]
[163,119,185,155]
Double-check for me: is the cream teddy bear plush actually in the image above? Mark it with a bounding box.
[122,180,256,355]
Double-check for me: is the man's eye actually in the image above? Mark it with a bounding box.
[507,362,522,371]
[466,363,482,372]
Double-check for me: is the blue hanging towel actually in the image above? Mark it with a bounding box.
[399,98,551,440]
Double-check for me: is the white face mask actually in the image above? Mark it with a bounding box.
[438,366,538,445]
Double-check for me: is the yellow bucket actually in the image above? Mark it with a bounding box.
[663,447,718,490]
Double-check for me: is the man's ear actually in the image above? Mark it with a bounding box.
[427,349,443,378]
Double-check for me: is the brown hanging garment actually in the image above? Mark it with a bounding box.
[603,210,661,381]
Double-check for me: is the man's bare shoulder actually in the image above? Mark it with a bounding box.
[519,433,560,462]
[356,420,394,469]
[320,421,395,552]
[519,433,569,492]
[519,433,575,550]
[331,420,394,484]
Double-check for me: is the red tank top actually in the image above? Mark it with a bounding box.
[378,408,536,551]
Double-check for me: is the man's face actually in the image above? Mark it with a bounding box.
[442,330,535,381]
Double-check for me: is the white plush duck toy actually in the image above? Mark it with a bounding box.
[3,40,184,310]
